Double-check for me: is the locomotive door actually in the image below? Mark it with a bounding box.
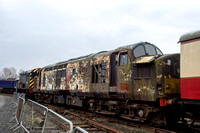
[117,51,132,98]
[110,52,118,87]
[109,52,119,93]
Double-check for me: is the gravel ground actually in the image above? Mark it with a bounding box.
[0,94,14,132]
[0,94,24,133]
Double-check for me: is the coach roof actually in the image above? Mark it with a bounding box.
[179,30,200,42]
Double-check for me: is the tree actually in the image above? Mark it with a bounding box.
[0,67,19,80]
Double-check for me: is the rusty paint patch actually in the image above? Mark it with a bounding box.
[118,83,130,92]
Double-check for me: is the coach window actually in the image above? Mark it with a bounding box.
[133,45,145,58]
[120,53,130,66]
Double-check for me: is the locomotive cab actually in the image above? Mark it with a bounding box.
[132,43,180,104]
[131,42,164,102]
[114,42,180,105]
[17,68,40,95]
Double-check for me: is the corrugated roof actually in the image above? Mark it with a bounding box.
[179,30,200,42]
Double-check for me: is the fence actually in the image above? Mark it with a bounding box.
[44,109,73,133]
[9,92,88,133]
[10,96,25,132]
[22,99,49,132]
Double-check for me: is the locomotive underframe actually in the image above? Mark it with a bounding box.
[33,91,165,123]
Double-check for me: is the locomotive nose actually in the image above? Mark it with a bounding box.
[155,54,180,99]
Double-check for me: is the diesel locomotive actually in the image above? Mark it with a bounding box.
[17,30,200,126]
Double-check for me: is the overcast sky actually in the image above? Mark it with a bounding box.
[0,0,200,73]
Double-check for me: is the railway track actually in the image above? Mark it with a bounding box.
[46,105,123,133]
[6,93,200,133]
[44,104,177,133]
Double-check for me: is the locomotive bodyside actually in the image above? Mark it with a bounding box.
[34,42,180,102]
[31,41,181,123]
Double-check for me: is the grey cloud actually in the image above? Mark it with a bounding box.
[0,0,199,72]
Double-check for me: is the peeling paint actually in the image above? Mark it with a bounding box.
[33,42,180,102]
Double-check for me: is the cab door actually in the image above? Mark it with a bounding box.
[117,51,132,98]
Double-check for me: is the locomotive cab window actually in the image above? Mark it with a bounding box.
[156,48,163,55]
[120,52,130,66]
[133,45,145,58]
[145,44,156,55]
[133,43,163,58]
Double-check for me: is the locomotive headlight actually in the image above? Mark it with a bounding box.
[157,84,162,91]
[158,87,162,91]
[166,84,170,89]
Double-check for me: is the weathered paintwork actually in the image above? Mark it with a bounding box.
[90,51,110,97]
[18,68,40,93]
[155,54,180,99]
[32,41,180,102]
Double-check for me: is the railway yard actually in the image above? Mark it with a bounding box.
[1,92,199,133]
[1,1,200,132]
[40,103,200,133]
[1,31,200,132]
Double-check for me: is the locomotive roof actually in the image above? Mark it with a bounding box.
[115,41,156,50]
[20,68,38,74]
[43,53,95,69]
[43,63,57,69]
[93,51,111,58]
[67,53,94,63]
[116,42,141,50]
[42,41,160,70]
[179,30,200,42]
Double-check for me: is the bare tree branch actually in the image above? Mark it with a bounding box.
[0,67,19,80]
